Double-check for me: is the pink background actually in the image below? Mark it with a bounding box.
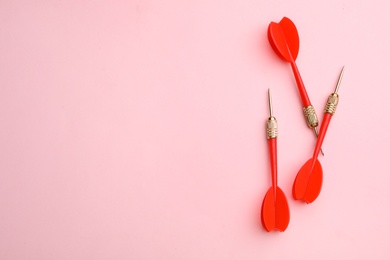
[1,1,389,259]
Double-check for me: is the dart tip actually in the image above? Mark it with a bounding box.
[267,89,273,117]
[334,66,345,94]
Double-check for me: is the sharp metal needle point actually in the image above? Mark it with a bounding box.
[268,88,273,117]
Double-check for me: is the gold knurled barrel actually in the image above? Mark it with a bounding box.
[303,105,319,129]
[266,117,278,139]
[324,93,339,115]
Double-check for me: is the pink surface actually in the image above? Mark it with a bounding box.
[1,1,389,259]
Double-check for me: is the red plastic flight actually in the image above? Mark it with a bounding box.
[261,89,290,232]
[293,67,345,203]
[268,17,323,155]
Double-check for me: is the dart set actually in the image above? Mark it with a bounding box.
[260,17,344,232]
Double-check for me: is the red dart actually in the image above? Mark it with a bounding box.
[261,89,290,232]
[293,67,345,203]
[268,17,323,155]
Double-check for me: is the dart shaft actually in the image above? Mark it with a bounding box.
[313,114,331,160]
[268,138,278,200]
[290,60,311,107]
[266,115,278,199]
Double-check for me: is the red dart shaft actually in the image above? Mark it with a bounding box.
[312,113,332,161]
[268,138,277,200]
[290,60,311,107]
